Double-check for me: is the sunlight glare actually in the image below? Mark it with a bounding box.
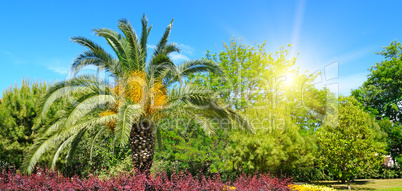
[284,73,294,86]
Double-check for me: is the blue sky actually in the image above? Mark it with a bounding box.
[1,0,401,96]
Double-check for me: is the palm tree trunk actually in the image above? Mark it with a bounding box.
[129,120,155,174]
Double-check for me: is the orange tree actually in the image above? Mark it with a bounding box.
[23,15,251,174]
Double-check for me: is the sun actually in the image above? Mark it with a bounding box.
[284,73,294,86]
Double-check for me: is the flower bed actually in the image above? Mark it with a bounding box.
[0,168,292,190]
[288,184,336,191]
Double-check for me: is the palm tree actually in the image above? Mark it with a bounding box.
[22,15,251,174]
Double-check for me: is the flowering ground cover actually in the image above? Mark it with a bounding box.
[288,184,336,191]
[0,168,292,190]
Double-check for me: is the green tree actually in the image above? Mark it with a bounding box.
[283,72,333,132]
[377,118,402,165]
[189,39,330,132]
[188,39,328,179]
[316,96,386,190]
[153,117,228,177]
[0,80,59,169]
[23,16,250,174]
[352,40,402,166]
[352,41,402,123]
[226,107,316,175]
[189,38,296,111]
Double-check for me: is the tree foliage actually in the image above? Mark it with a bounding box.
[188,39,322,178]
[352,41,402,123]
[189,38,296,111]
[377,118,402,164]
[352,40,402,165]
[189,39,330,132]
[316,96,386,188]
[153,118,228,177]
[226,108,316,174]
[0,80,60,169]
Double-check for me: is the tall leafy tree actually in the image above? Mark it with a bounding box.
[377,118,402,164]
[188,39,322,178]
[189,38,296,111]
[226,107,316,175]
[0,80,58,169]
[189,39,330,131]
[23,16,250,174]
[283,72,334,131]
[316,96,386,190]
[352,40,402,165]
[352,41,402,123]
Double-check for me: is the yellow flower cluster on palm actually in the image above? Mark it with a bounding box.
[100,70,167,129]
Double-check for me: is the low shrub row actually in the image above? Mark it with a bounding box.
[0,168,292,190]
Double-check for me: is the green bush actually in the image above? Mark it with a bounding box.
[0,80,61,169]
[58,128,131,178]
[153,119,228,178]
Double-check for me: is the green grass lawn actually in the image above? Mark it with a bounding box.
[376,188,402,191]
[309,179,402,190]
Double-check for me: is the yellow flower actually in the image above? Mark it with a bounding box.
[288,184,336,191]
[99,70,168,129]
[222,185,236,190]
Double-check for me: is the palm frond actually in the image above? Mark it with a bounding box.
[161,42,180,55]
[66,128,87,164]
[51,135,75,170]
[62,94,116,130]
[186,109,216,136]
[37,118,67,139]
[71,50,121,77]
[115,103,144,147]
[71,36,120,75]
[118,19,144,71]
[147,54,177,80]
[177,59,221,76]
[22,130,64,174]
[140,14,152,61]
[93,28,130,68]
[160,84,253,134]
[90,126,105,163]
[163,60,221,87]
[34,74,108,130]
[153,19,173,56]
[166,84,214,107]
[23,114,117,174]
